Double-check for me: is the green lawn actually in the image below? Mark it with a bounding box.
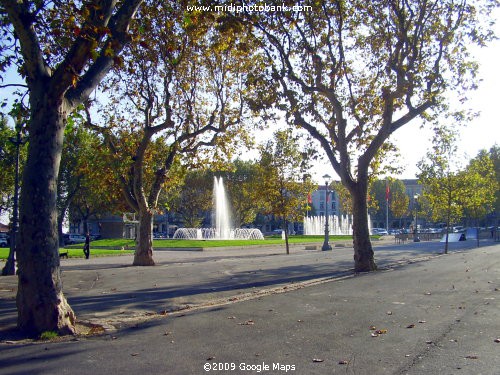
[0,234,365,259]
[0,247,134,260]
[83,235,354,249]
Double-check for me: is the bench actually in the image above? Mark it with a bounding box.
[305,245,318,250]
[395,233,408,244]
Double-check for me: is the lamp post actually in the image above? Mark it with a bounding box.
[413,194,420,242]
[322,174,332,251]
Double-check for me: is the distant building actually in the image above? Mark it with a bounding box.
[371,179,425,229]
[308,186,340,217]
[309,179,424,230]
[0,222,9,233]
[402,179,423,207]
[69,212,181,239]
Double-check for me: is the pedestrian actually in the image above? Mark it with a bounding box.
[83,231,90,259]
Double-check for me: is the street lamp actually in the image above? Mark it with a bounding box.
[322,174,332,251]
[413,194,420,242]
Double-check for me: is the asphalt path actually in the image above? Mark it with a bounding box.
[0,237,481,329]
[0,238,499,374]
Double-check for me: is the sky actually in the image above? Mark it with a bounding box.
[389,31,500,180]
[302,17,500,184]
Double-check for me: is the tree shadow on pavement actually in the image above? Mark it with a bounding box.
[65,261,354,320]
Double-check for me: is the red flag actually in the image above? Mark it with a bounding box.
[385,184,390,201]
[307,193,312,204]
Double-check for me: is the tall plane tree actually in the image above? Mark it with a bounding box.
[256,129,314,254]
[417,127,464,253]
[88,2,253,266]
[0,0,142,335]
[247,0,498,271]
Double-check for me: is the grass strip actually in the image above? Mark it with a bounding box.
[0,248,134,260]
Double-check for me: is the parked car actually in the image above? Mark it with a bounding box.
[0,233,9,247]
[64,234,87,245]
[153,232,168,239]
[372,228,388,235]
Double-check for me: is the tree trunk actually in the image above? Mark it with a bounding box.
[133,208,155,266]
[16,100,76,336]
[476,218,480,248]
[444,202,451,254]
[351,182,378,272]
[283,218,290,255]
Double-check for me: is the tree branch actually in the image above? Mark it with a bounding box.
[0,0,50,83]
[66,0,143,108]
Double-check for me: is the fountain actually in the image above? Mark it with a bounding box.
[213,176,232,239]
[173,177,264,240]
[303,214,371,235]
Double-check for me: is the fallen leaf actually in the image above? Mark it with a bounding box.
[227,316,236,319]
[312,358,324,363]
[164,331,172,336]
[338,360,348,365]
[207,356,215,361]
[375,329,388,334]
[369,325,377,330]
[238,320,255,326]
[465,355,479,360]
[494,338,500,343]
[131,353,139,356]
[88,325,105,334]
[371,333,379,337]
[406,324,415,329]
[418,320,426,324]
[386,311,393,315]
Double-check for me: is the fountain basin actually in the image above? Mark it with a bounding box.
[173,227,264,240]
